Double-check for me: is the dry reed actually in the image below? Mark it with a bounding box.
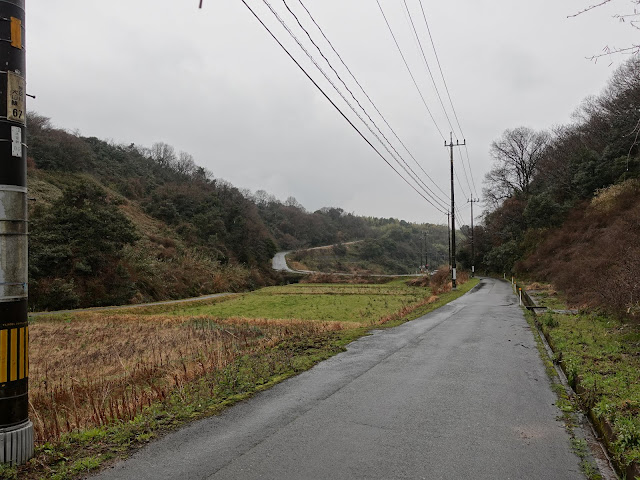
[29,313,346,443]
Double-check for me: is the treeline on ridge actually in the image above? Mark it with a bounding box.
[470,56,640,318]
[26,113,444,310]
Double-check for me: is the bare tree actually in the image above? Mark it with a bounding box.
[175,151,197,176]
[483,127,550,207]
[284,196,305,210]
[569,0,640,59]
[150,142,177,168]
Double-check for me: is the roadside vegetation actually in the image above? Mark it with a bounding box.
[521,282,640,478]
[462,56,640,322]
[2,275,476,480]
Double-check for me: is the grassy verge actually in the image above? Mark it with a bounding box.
[522,310,603,480]
[540,312,640,472]
[3,277,476,480]
[522,281,640,477]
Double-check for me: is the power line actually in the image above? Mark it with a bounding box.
[402,0,456,136]
[456,146,472,200]
[294,0,450,205]
[417,0,462,139]
[238,0,448,214]
[462,144,479,198]
[418,0,479,198]
[265,0,447,212]
[405,1,480,207]
[378,0,476,209]
[282,0,449,210]
[376,0,446,142]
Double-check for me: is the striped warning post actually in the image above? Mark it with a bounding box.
[0,326,28,383]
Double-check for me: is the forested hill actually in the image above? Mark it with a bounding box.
[26,113,448,310]
[472,56,640,319]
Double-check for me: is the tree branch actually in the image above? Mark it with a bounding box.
[568,0,614,18]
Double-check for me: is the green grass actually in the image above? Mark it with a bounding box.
[539,312,640,469]
[535,291,568,310]
[166,282,427,324]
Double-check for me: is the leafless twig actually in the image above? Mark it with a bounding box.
[568,0,614,18]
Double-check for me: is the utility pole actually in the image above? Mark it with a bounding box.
[447,212,451,271]
[424,231,429,273]
[0,0,33,466]
[445,133,465,289]
[467,198,480,278]
[419,231,424,271]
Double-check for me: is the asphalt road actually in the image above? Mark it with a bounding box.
[94,278,584,480]
[271,250,297,272]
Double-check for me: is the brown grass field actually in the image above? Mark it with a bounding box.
[29,313,351,444]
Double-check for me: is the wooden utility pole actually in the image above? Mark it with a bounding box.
[447,212,451,271]
[0,0,33,466]
[445,134,465,289]
[424,231,429,272]
[468,198,480,277]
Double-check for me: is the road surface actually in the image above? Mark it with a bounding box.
[94,278,584,480]
[271,250,300,273]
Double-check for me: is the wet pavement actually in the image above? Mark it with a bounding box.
[94,278,584,480]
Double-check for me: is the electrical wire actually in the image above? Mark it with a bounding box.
[456,147,472,200]
[281,0,449,211]
[418,0,479,198]
[402,0,456,137]
[376,0,446,142]
[294,0,450,204]
[263,0,447,212]
[238,0,448,214]
[404,0,478,210]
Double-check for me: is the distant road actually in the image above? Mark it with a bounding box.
[271,250,297,273]
[93,278,585,480]
[271,248,421,277]
[29,293,232,318]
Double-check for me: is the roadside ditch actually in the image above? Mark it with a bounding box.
[514,280,640,480]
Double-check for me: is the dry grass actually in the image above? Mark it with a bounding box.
[430,267,452,294]
[375,295,439,325]
[29,313,350,443]
[591,178,640,213]
[527,282,554,292]
[406,276,430,287]
[519,179,640,318]
[300,273,393,284]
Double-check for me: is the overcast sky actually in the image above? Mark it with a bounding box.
[27,0,636,225]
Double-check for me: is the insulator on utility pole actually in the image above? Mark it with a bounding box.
[0,0,33,466]
[447,212,451,271]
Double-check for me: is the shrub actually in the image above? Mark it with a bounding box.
[430,267,452,294]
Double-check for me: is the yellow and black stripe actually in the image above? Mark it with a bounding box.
[0,326,28,383]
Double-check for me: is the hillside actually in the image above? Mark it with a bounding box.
[289,221,451,275]
[519,179,640,317]
[26,114,451,310]
[470,56,640,319]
